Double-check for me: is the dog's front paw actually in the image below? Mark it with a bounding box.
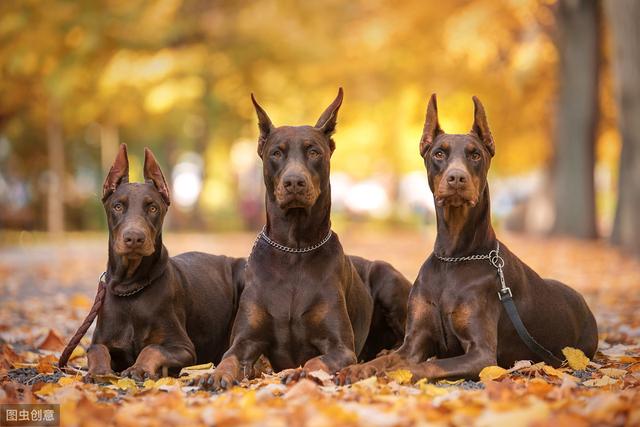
[335,362,381,385]
[83,368,116,383]
[122,364,159,381]
[191,369,238,391]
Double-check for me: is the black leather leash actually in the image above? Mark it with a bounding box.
[435,241,564,366]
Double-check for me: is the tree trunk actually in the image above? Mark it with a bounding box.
[606,0,640,256]
[552,0,600,238]
[46,100,64,235]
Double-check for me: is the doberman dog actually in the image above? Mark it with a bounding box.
[337,95,598,383]
[195,88,410,389]
[60,144,245,380]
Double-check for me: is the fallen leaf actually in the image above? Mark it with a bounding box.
[479,366,508,382]
[598,367,626,378]
[353,376,377,389]
[36,354,57,374]
[386,369,413,384]
[34,383,59,396]
[182,362,213,370]
[68,346,85,360]
[307,369,333,383]
[416,379,450,397]
[38,329,65,351]
[582,375,617,387]
[542,365,565,379]
[562,347,590,370]
[113,378,138,392]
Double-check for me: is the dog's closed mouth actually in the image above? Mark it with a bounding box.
[435,194,477,208]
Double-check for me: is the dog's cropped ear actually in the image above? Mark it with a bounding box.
[251,93,275,158]
[471,96,495,157]
[420,94,443,157]
[102,143,129,201]
[315,88,343,147]
[143,148,171,206]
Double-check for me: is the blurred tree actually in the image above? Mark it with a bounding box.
[552,0,600,239]
[606,0,640,256]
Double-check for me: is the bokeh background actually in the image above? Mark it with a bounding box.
[0,0,638,257]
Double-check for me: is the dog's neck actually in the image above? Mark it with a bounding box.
[433,186,496,257]
[265,188,332,248]
[106,233,169,288]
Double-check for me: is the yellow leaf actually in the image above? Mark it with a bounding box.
[113,378,138,392]
[143,379,155,389]
[354,376,377,389]
[57,376,79,386]
[386,369,413,384]
[69,346,85,360]
[599,368,626,378]
[182,362,213,370]
[154,377,179,388]
[562,347,589,370]
[35,383,59,396]
[479,366,508,382]
[416,379,450,396]
[437,378,464,385]
[542,365,565,379]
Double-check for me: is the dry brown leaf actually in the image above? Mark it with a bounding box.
[37,329,65,351]
[36,354,57,374]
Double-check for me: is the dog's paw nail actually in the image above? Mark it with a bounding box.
[345,378,351,385]
[299,371,306,378]
[220,379,228,389]
[207,376,214,387]
[233,380,240,386]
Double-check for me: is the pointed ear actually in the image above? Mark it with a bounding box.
[315,87,343,137]
[471,96,495,157]
[251,93,275,158]
[102,143,129,201]
[143,147,171,205]
[420,94,443,157]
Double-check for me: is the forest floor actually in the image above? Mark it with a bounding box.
[1,228,639,426]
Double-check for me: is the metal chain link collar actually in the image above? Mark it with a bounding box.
[257,226,333,253]
[435,241,510,298]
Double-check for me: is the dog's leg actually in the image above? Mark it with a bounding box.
[195,339,265,390]
[122,343,195,381]
[86,344,114,380]
[281,301,359,384]
[336,291,440,384]
[194,301,270,390]
[408,300,500,381]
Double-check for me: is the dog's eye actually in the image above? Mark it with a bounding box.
[148,205,158,214]
[308,149,320,158]
[433,151,446,160]
[113,203,123,212]
[271,150,282,159]
[469,152,481,162]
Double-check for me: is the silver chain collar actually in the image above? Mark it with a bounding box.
[435,241,510,298]
[257,226,333,253]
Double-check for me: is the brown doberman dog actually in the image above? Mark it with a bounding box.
[337,95,598,384]
[195,89,410,389]
[60,144,245,380]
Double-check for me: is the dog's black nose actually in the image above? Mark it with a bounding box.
[123,229,146,248]
[445,169,468,189]
[283,174,307,193]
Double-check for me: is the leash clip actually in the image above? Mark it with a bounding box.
[498,286,512,300]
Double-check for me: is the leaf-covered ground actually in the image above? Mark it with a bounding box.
[1,229,639,426]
